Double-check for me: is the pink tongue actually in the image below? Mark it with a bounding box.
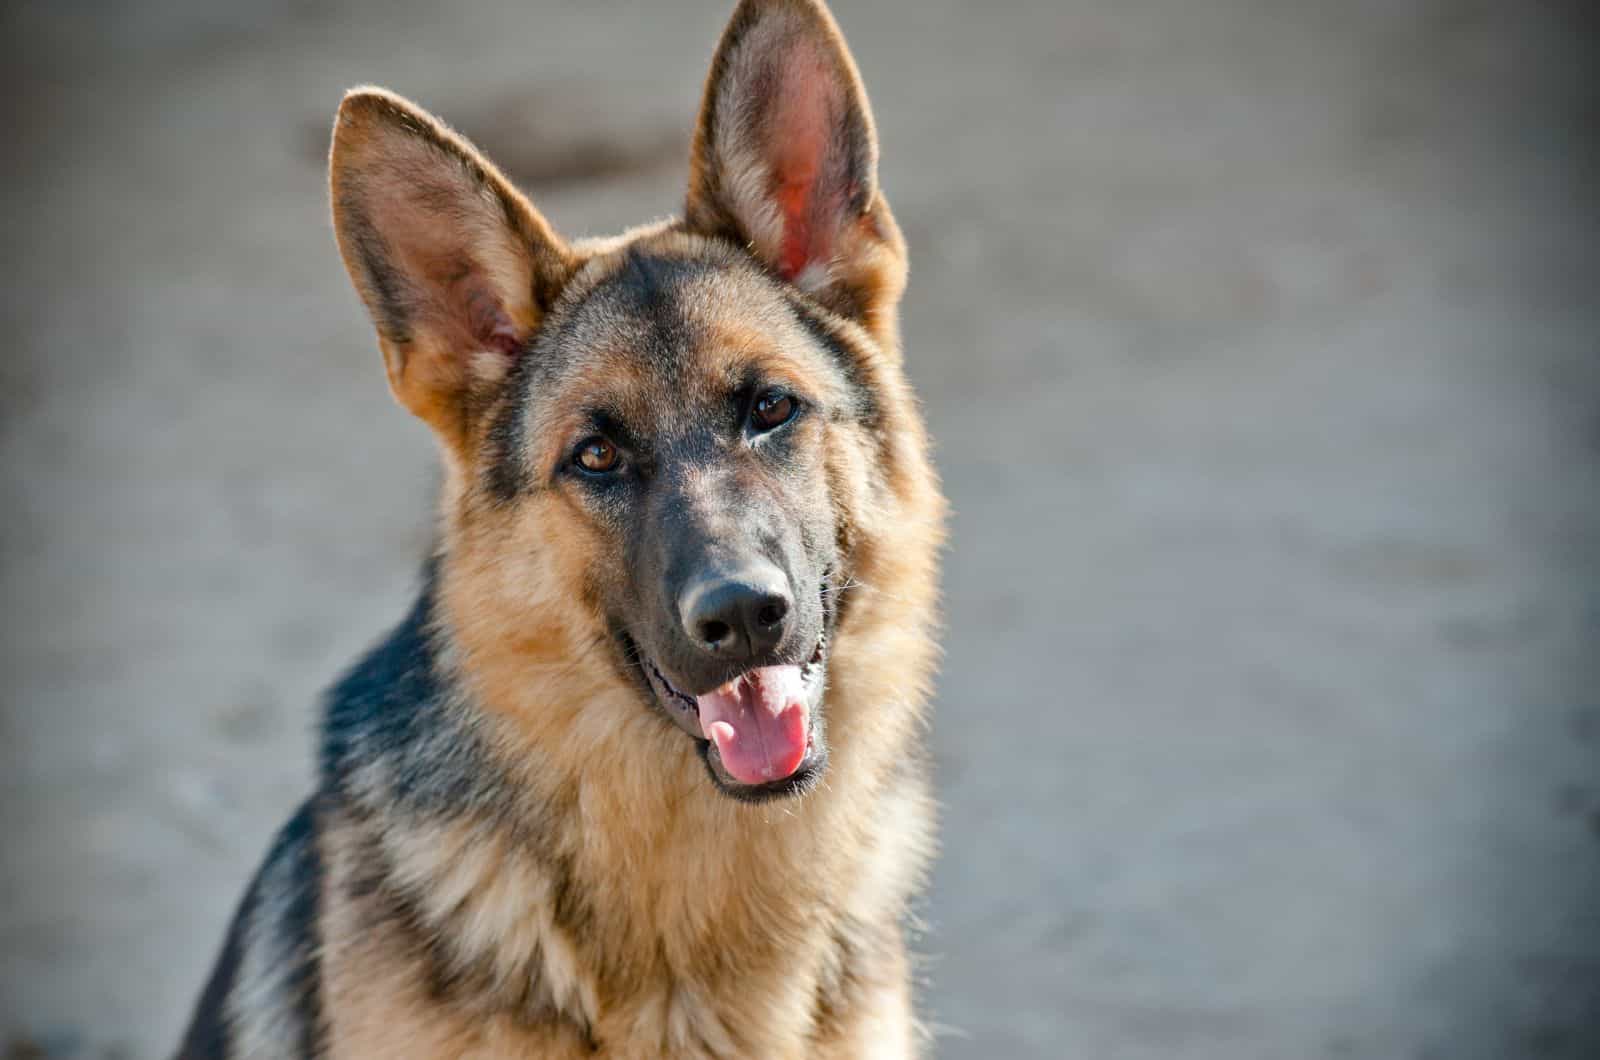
[696,665,810,785]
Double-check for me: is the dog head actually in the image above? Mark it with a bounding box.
[328,0,932,801]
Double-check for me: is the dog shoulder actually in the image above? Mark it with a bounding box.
[176,799,325,1059]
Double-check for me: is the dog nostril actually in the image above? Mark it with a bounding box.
[756,600,787,628]
[699,619,732,647]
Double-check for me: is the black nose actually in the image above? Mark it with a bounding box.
[679,565,793,660]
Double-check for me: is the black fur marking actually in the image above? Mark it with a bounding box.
[272,801,326,1057]
[607,248,681,313]
[335,802,597,1046]
[339,195,414,346]
[322,565,594,920]
[484,249,718,503]
[176,873,251,1059]
[600,248,709,378]
[341,820,480,1003]
[321,562,497,816]
[484,353,537,503]
[177,800,324,1059]
[784,295,880,429]
[317,561,601,1024]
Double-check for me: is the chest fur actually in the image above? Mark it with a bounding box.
[316,771,928,1058]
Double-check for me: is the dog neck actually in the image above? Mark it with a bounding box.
[320,559,887,1048]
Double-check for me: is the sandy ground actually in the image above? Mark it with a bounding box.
[2,1,1597,1057]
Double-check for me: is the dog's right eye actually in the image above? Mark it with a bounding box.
[750,390,798,433]
[574,437,621,475]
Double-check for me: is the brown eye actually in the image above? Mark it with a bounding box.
[751,391,797,432]
[574,437,620,474]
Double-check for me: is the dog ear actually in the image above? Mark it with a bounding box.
[686,0,906,340]
[330,88,573,451]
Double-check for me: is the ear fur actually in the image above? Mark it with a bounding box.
[329,88,574,451]
[686,0,906,340]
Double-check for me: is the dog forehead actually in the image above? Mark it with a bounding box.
[535,249,813,421]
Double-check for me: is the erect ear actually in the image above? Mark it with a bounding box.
[330,88,573,451]
[686,0,906,340]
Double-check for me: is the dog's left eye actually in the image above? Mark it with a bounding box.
[750,390,798,433]
[574,437,621,474]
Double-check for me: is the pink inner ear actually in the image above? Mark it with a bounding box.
[768,45,841,282]
[457,271,522,357]
[776,178,816,281]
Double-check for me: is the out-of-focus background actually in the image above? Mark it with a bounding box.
[3,1,1597,1057]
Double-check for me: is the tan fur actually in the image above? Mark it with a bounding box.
[386,253,942,1053]
[329,87,575,458]
[311,2,944,1056]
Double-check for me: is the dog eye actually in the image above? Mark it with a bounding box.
[574,437,620,474]
[750,391,797,433]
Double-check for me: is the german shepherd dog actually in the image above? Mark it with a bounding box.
[178,0,944,1055]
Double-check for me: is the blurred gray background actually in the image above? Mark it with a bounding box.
[3,1,1597,1057]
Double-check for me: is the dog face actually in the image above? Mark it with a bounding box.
[503,247,856,799]
[328,0,909,800]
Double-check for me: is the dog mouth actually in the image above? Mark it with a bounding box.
[640,634,828,798]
